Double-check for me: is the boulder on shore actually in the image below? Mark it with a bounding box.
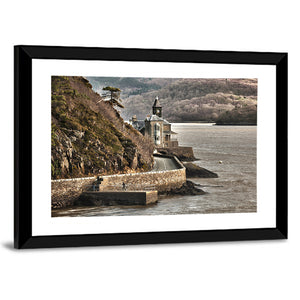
[159,180,206,196]
[183,162,218,178]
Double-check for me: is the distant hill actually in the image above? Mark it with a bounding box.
[51,76,154,179]
[87,76,167,97]
[122,78,257,123]
[88,77,257,124]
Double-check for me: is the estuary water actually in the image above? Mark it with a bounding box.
[52,124,257,217]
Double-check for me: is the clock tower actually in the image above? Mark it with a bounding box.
[152,96,162,117]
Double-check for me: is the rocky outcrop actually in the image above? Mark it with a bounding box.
[51,76,154,179]
[157,146,196,161]
[159,180,205,196]
[183,162,218,178]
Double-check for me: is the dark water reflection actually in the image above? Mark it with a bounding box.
[52,124,256,217]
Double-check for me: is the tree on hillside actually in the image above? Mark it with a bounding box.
[102,86,124,108]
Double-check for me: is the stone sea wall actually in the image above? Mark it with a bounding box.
[51,177,95,209]
[99,166,185,192]
[52,156,186,209]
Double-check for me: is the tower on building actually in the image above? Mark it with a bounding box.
[131,96,178,148]
[152,96,162,117]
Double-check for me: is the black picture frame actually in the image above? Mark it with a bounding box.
[14,45,288,249]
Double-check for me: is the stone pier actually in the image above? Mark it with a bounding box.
[52,155,186,208]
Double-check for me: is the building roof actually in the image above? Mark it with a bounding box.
[152,96,161,108]
[145,114,164,122]
[131,120,145,131]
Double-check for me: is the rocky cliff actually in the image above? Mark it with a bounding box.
[51,76,154,179]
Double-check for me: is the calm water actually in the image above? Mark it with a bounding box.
[52,124,257,217]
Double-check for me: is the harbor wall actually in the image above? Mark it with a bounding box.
[52,156,186,208]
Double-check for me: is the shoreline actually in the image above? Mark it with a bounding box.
[215,123,257,126]
[52,162,217,210]
[171,121,256,126]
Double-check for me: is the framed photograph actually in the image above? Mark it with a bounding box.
[14,45,287,249]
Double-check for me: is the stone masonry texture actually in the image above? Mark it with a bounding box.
[52,158,186,209]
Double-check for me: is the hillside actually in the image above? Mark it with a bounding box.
[51,76,154,179]
[87,77,257,124]
[87,76,176,98]
[121,78,257,123]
